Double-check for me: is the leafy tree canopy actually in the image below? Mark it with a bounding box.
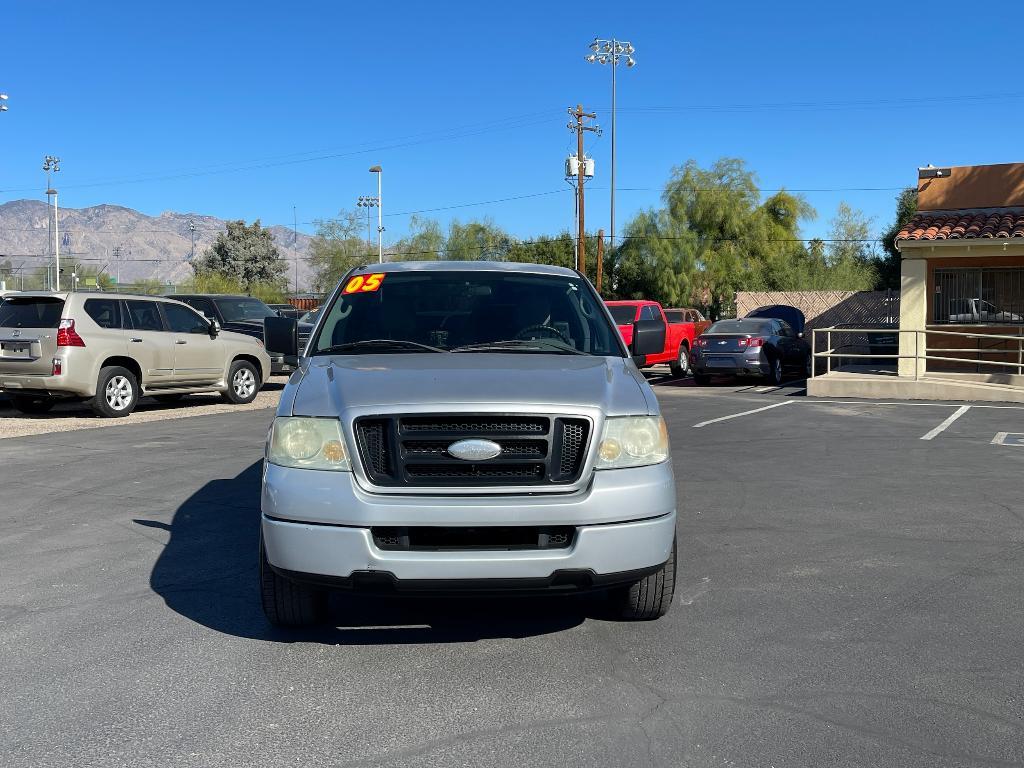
[193,219,287,293]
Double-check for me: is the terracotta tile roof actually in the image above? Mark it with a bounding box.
[897,207,1024,241]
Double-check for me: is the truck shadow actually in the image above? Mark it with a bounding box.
[139,460,594,644]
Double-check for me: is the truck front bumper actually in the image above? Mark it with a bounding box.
[261,461,677,589]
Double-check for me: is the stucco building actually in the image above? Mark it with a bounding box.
[809,162,1024,402]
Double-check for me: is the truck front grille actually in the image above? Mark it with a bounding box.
[354,413,591,488]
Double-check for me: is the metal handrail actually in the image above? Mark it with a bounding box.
[812,327,1024,380]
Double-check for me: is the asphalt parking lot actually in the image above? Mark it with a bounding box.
[2,376,1023,768]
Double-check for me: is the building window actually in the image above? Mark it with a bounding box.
[933,267,1024,324]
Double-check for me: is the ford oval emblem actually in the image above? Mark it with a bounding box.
[447,438,502,461]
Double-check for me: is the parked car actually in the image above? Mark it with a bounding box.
[605,299,695,376]
[664,307,712,339]
[258,262,677,624]
[298,306,321,325]
[745,304,808,335]
[0,292,270,417]
[268,303,304,320]
[165,293,314,373]
[947,298,1023,324]
[691,315,811,385]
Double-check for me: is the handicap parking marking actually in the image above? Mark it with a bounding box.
[692,399,795,428]
[991,432,1024,446]
[920,405,972,441]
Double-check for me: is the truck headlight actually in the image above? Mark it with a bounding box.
[595,416,669,469]
[268,417,351,471]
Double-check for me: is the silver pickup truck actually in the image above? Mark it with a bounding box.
[260,262,677,623]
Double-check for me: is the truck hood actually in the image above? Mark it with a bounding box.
[287,353,655,416]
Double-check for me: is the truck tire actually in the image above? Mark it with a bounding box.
[613,537,676,620]
[8,395,56,414]
[669,343,690,378]
[90,366,140,418]
[260,535,327,626]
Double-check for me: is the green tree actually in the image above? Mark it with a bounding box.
[823,202,879,290]
[193,219,288,293]
[308,210,375,293]
[877,188,918,290]
[179,271,286,303]
[390,215,445,261]
[506,232,576,270]
[443,219,513,261]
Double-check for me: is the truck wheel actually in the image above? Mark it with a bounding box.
[613,537,676,620]
[90,366,140,418]
[260,535,327,626]
[222,360,260,404]
[669,343,690,378]
[8,395,56,414]
[693,373,711,386]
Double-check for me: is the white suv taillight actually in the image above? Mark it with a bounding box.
[56,318,86,347]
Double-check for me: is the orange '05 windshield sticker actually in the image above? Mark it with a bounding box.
[342,273,385,294]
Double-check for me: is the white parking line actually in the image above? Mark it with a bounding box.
[693,400,794,428]
[920,405,971,441]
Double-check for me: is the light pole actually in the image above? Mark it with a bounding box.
[369,165,383,263]
[187,218,197,261]
[356,195,379,252]
[586,38,635,254]
[43,155,61,291]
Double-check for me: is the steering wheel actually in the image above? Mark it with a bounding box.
[514,324,571,344]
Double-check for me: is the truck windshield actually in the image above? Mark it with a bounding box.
[216,298,277,323]
[311,271,623,356]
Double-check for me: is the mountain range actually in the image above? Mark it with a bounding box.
[0,200,314,290]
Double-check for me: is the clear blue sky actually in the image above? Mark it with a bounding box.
[2,0,1019,247]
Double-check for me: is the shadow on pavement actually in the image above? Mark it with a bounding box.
[139,460,591,644]
[643,368,808,395]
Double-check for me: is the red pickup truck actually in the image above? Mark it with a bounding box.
[606,300,699,377]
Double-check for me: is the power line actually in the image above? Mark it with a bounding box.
[600,92,1024,113]
[0,111,561,194]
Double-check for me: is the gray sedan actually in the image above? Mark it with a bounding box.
[690,318,811,385]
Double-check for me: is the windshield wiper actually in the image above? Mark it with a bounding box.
[312,339,447,355]
[450,340,587,355]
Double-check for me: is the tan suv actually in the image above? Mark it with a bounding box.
[0,292,271,417]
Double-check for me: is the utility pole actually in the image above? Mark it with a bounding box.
[293,206,298,294]
[596,228,604,294]
[567,105,600,273]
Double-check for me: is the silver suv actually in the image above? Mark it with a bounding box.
[259,262,677,623]
[0,292,271,417]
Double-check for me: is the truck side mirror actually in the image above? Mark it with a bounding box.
[208,319,221,338]
[631,318,666,365]
[265,316,299,366]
